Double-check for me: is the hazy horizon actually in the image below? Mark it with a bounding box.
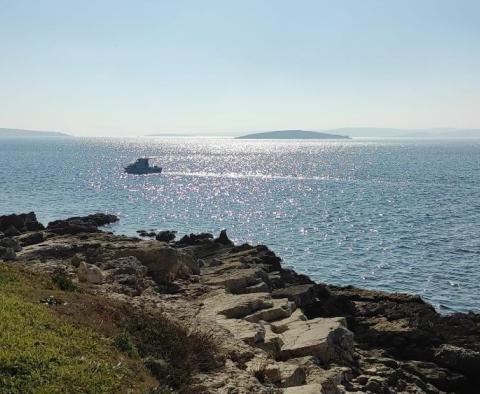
[1,0,479,137]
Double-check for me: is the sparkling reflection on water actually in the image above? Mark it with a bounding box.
[1,137,479,313]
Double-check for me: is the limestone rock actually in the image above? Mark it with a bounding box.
[271,309,308,334]
[204,267,267,294]
[47,213,118,235]
[0,246,16,260]
[219,317,266,345]
[279,317,354,364]
[155,230,176,242]
[283,383,322,393]
[256,324,284,356]
[0,212,44,233]
[433,344,480,375]
[16,231,44,246]
[0,237,22,252]
[246,359,306,388]
[244,282,270,293]
[215,229,233,246]
[272,284,316,308]
[213,292,274,319]
[244,298,296,323]
[78,261,105,284]
[4,226,21,237]
[115,245,199,282]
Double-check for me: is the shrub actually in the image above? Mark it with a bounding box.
[114,333,139,358]
[129,315,224,389]
[52,269,78,291]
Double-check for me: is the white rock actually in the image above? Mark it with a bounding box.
[77,261,104,284]
[279,317,354,364]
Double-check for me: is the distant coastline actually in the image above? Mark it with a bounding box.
[236,129,350,139]
[0,128,71,138]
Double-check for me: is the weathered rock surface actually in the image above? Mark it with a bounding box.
[77,261,104,284]
[47,213,118,234]
[2,211,480,393]
[0,212,44,233]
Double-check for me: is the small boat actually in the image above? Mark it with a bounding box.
[124,158,162,174]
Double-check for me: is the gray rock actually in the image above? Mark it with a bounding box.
[4,226,21,237]
[271,284,316,308]
[0,246,16,260]
[0,237,22,252]
[17,232,44,246]
[433,344,480,375]
[77,261,105,284]
[155,230,176,242]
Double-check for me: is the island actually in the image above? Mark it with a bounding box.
[0,128,71,138]
[236,129,350,139]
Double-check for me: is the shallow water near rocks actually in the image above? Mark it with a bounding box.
[1,137,479,313]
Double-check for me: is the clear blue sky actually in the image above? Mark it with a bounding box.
[1,0,479,136]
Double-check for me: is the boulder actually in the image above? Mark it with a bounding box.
[256,324,284,356]
[270,309,308,334]
[283,383,322,393]
[279,317,354,364]
[433,344,480,376]
[204,268,267,294]
[219,317,265,345]
[4,226,21,237]
[47,213,118,235]
[0,212,44,233]
[264,361,306,387]
[244,282,270,293]
[214,229,233,246]
[155,230,176,242]
[16,232,44,246]
[0,237,22,252]
[103,256,148,296]
[77,261,104,284]
[177,232,213,245]
[115,245,199,282]
[272,284,316,308]
[244,298,296,323]
[0,246,16,260]
[203,291,274,319]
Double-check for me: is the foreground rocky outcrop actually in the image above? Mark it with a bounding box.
[1,211,479,393]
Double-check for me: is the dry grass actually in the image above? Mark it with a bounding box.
[0,262,224,393]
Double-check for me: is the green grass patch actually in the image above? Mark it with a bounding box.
[114,333,139,358]
[51,269,78,292]
[0,263,153,393]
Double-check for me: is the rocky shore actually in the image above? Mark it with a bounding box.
[1,212,479,393]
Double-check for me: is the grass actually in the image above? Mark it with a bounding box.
[51,269,78,292]
[0,262,224,393]
[130,316,223,389]
[0,263,154,394]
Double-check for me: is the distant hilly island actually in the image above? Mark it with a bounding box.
[3,127,480,139]
[236,130,350,139]
[0,128,70,138]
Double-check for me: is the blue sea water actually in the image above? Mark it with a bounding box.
[1,137,479,313]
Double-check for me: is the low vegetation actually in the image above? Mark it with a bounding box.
[0,262,223,393]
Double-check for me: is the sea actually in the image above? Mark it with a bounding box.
[1,137,479,313]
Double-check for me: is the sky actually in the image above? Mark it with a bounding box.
[0,0,479,137]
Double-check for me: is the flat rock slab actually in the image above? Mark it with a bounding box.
[283,383,323,393]
[272,284,316,308]
[244,298,295,323]
[280,317,354,364]
[204,268,266,293]
[203,291,274,319]
[271,309,307,334]
[218,317,265,345]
